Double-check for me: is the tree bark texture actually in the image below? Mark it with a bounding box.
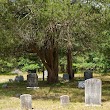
[67,48,73,80]
[29,42,59,83]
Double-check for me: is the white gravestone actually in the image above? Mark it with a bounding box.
[44,70,48,78]
[20,94,32,110]
[78,81,85,88]
[60,95,70,105]
[85,78,102,106]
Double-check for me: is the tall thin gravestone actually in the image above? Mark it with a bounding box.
[85,78,101,106]
[20,94,32,110]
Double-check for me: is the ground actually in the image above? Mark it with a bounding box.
[0,73,110,110]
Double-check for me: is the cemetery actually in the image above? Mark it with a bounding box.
[0,72,110,110]
[0,0,110,110]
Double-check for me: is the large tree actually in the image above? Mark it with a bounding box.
[0,0,109,82]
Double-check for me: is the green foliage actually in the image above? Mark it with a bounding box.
[18,57,40,71]
[0,0,110,75]
[0,58,16,73]
[21,64,39,71]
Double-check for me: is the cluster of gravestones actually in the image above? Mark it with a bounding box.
[3,68,102,109]
[20,78,101,110]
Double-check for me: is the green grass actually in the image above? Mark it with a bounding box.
[0,73,110,110]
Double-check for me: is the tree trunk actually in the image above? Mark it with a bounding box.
[46,47,58,83]
[67,48,73,80]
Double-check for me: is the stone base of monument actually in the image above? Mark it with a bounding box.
[27,87,39,89]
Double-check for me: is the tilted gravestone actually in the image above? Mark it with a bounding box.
[27,73,38,87]
[20,94,32,110]
[84,69,93,80]
[85,78,102,106]
[60,95,70,105]
[63,74,69,81]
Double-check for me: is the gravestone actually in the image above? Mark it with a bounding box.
[84,68,93,80]
[20,94,32,110]
[78,81,85,88]
[27,73,38,87]
[44,70,48,78]
[60,95,70,105]
[63,74,69,81]
[14,75,24,82]
[85,78,102,106]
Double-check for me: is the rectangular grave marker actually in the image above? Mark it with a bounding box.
[20,94,32,110]
[63,74,69,81]
[85,78,101,106]
[27,73,38,87]
[60,95,69,106]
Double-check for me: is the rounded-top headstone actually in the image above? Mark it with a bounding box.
[20,94,32,110]
[84,69,93,80]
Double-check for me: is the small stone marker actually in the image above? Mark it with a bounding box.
[27,73,38,87]
[60,95,69,105]
[78,81,85,88]
[85,78,102,106]
[15,75,24,82]
[44,70,48,78]
[20,94,32,110]
[63,74,69,81]
[84,68,93,80]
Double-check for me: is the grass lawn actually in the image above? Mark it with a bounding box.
[0,73,110,110]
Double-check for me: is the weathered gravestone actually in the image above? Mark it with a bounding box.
[2,84,8,88]
[27,73,38,87]
[60,95,69,105]
[14,75,24,82]
[84,68,93,80]
[44,70,48,78]
[11,69,23,75]
[78,81,85,88]
[63,74,69,81]
[85,78,102,106]
[20,94,32,110]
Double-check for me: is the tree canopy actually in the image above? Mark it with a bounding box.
[0,0,110,82]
